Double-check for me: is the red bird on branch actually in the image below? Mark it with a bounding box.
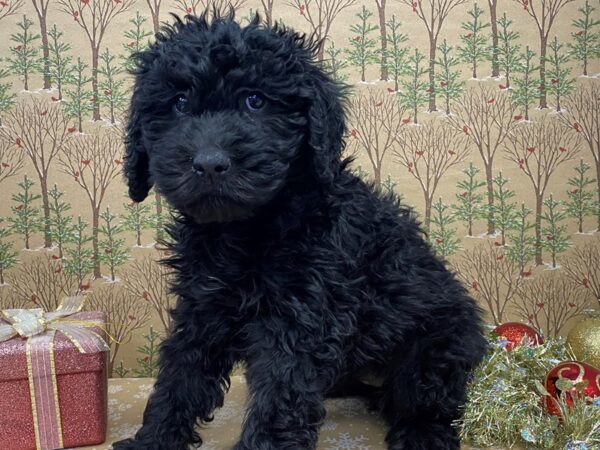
[15,204,24,210]
[186,6,192,13]
[573,122,581,132]
[114,159,123,165]
[51,96,60,102]
[387,87,395,93]
[464,33,472,38]
[31,294,38,304]
[460,191,468,197]
[40,110,47,116]
[496,255,504,260]
[440,81,448,87]
[0,2,9,7]
[447,149,456,155]
[527,147,536,153]
[81,159,91,166]
[128,315,136,321]
[487,98,495,104]
[559,147,567,153]
[582,277,590,288]
[402,117,411,124]
[499,84,506,89]
[15,137,22,147]
[575,30,584,36]
[68,126,76,133]
[375,100,383,107]
[350,129,358,138]
[299,4,305,14]
[415,150,424,156]
[462,125,470,135]
[519,159,525,169]
[142,291,151,300]
[54,265,62,274]
[1,162,10,168]
[521,270,532,277]
[412,1,417,12]
[471,281,479,291]
[80,282,91,291]
[513,115,522,121]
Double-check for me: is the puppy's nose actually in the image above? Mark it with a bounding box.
[192,150,231,176]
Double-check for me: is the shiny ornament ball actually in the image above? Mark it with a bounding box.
[544,361,600,417]
[567,313,600,369]
[493,322,544,351]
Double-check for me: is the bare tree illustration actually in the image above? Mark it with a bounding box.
[512,273,592,337]
[58,129,123,279]
[504,119,580,265]
[512,0,575,110]
[563,240,600,301]
[174,0,246,17]
[393,121,469,231]
[0,139,24,184]
[399,0,467,112]
[286,0,357,61]
[453,241,524,325]
[30,0,54,90]
[0,0,24,22]
[0,99,70,249]
[348,90,404,184]
[8,254,78,311]
[58,0,134,122]
[87,283,151,375]
[446,85,518,235]
[122,254,176,334]
[260,0,274,27]
[558,81,600,232]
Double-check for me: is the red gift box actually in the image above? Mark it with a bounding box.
[0,304,109,450]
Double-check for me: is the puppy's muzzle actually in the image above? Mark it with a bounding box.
[192,149,231,177]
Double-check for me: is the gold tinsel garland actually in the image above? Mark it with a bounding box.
[456,333,600,450]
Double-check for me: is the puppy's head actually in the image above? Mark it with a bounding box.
[124,12,346,223]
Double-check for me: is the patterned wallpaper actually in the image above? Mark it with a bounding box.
[0,0,598,376]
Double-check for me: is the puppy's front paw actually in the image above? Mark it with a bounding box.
[111,438,144,450]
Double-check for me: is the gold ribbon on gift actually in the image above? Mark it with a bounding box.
[0,295,110,450]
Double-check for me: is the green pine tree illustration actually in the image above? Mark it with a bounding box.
[430,197,461,260]
[568,0,600,77]
[99,206,129,282]
[511,46,540,121]
[495,13,521,90]
[381,175,397,196]
[0,62,16,127]
[323,41,349,83]
[133,326,162,378]
[63,57,93,133]
[8,15,42,91]
[452,163,487,237]
[490,172,519,246]
[564,159,596,234]
[122,200,153,247]
[0,218,18,286]
[9,174,41,250]
[63,216,94,288]
[98,48,127,124]
[541,194,569,268]
[457,3,491,79]
[47,25,74,102]
[383,15,408,92]
[434,39,464,115]
[122,11,153,72]
[347,5,379,83]
[48,184,76,259]
[545,37,575,113]
[506,203,536,276]
[397,49,429,125]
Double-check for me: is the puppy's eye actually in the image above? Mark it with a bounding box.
[174,95,190,114]
[245,93,266,111]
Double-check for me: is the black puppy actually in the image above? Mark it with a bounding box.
[114,11,487,450]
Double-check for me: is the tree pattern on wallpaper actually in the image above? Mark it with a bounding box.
[0,0,598,376]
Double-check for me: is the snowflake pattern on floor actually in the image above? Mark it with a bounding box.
[323,432,370,450]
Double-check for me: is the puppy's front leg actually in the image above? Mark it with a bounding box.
[234,327,341,450]
[113,309,235,450]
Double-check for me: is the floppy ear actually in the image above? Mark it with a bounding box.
[123,90,153,202]
[307,71,347,184]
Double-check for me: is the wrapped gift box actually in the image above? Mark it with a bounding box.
[0,309,109,450]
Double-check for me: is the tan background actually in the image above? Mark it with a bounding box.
[0,0,599,377]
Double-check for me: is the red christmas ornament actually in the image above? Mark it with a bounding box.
[493,322,544,351]
[544,361,600,417]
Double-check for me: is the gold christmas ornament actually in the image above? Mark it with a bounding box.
[567,309,600,369]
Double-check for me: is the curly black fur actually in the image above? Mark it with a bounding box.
[114,11,487,450]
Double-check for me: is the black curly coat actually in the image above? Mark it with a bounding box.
[114,11,487,450]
